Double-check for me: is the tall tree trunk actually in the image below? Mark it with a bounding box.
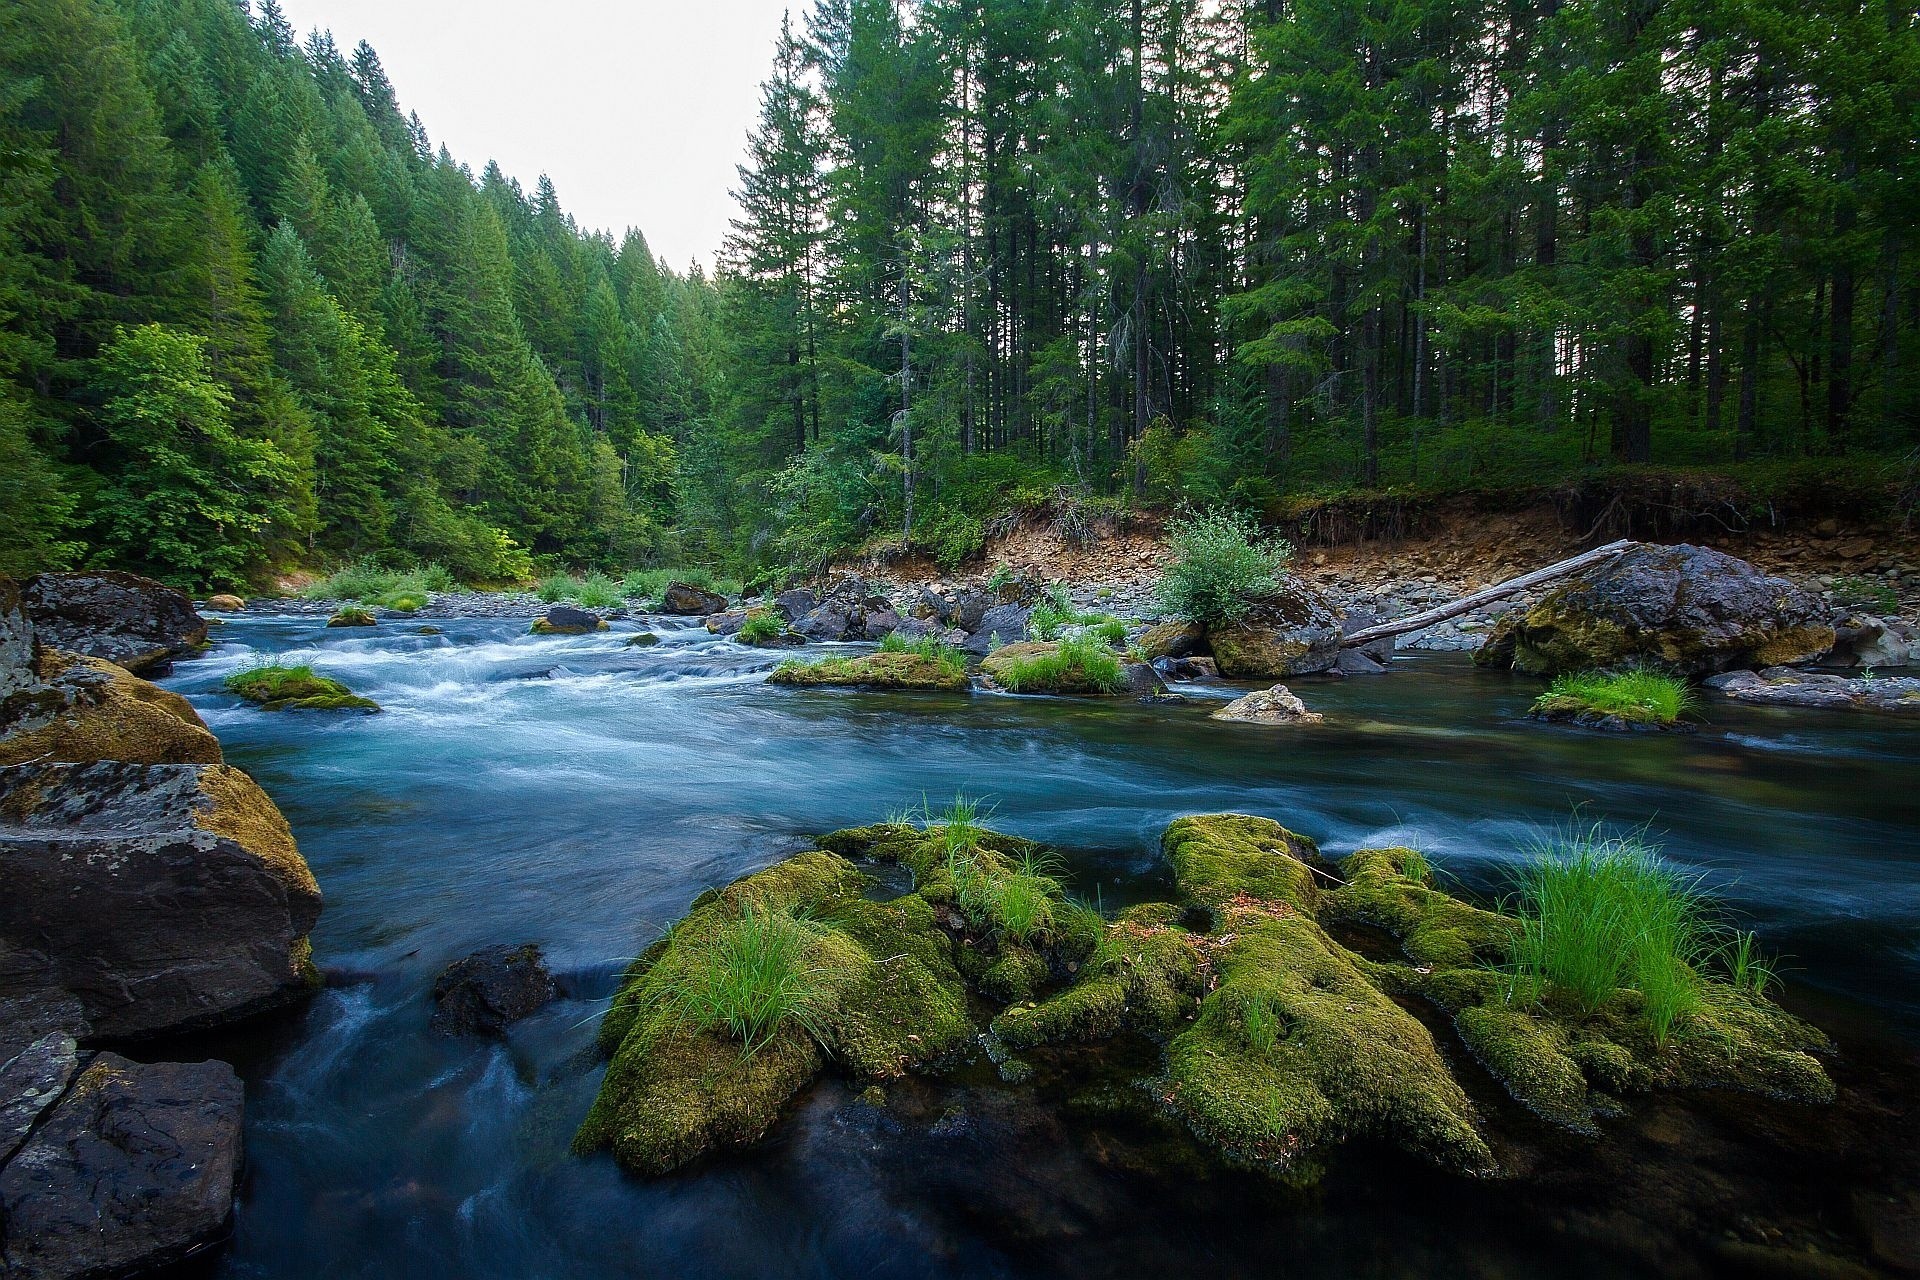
[1826,132,1858,452]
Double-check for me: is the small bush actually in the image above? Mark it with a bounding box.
[737,609,786,644]
[1156,506,1293,626]
[877,630,969,676]
[623,569,671,601]
[1506,824,1709,1044]
[644,905,827,1060]
[1088,617,1127,649]
[1029,584,1075,641]
[994,635,1125,695]
[1534,667,1694,726]
[536,573,575,603]
[573,572,626,608]
[304,559,458,605]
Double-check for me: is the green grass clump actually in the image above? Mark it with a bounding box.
[1156,505,1294,627]
[876,630,969,676]
[737,609,787,644]
[573,572,626,608]
[1533,667,1695,726]
[303,559,457,606]
[643,905,828,1060]
[1506,824,1709,1045]
[1831,574,1899,614]
[931,797,1068,945]
[991,635,1125,695]
[325,606,376,627]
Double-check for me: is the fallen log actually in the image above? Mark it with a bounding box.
[1340,539,1638,648]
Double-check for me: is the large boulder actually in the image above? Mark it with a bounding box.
[1135,619,1205,662]
[773,587,817,621]
[0,761,322,1041]
[0,1053,242,1280]
[1205,580,1344,679]
[1474,543,1834,677]
[962,603,1030,656]
[531,605,606,635]
[1211,684,1325,726]
[431,943,558,1036]
[661,582,728,616]
[20,572,207,676]
[1,649,223,767]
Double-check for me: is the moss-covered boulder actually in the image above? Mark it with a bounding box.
[993,903,1208,1048]
[325,607,375,628]
[575,850,975,1175]
[1162,813,1327,919]
[1474,542,1834,677]
[1203,580,1343,679]
[2,650,223,766]
[1135,619,1205,662]
[768,652,969,692]
[531,606,607,635]
[979,640,1152,697]
[1321,848,1515,969]
[224,665,379,713]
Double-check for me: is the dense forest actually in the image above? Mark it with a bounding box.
[1,0,1915,588]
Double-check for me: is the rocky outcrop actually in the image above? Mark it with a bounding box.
[769,651,970,692]
[1707,667,1920,715]
[961,604,1029,655]
[0,1033,77,1167]
[19,572,208,676]
[1826,613,1919,669]
[662,582,728,616]
[0,761,322,1041]
[432,944,559,1036]
[1205,580,1344,679]
[1211,683,1324,725]
[2,649,223,767]
[1474,543,1834,676]
[531,605,607,635]
[0,1053,242,1280]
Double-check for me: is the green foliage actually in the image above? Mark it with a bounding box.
[1831,575,1899,615]
[1533,668,1695,727]
[1505,825,1709,1045]
[1157,507,1294,627]
[737,608,786,643]
[641,904,828,1060]
[302,559,457,607]
[1028,584,1075,642]
[1718,930,1781,998]
[876,630,967,675]
[992,636,1126,695]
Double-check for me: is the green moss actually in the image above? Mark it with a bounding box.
[1160,914,1495,1181]
[992,905,1209,1049]
[1323,849,1515,968]
[578,850,974,1174]
[769,651,970,692]
[224,664,380,712]
[1454,1004,1595,1131]
[979,945,1052,1004]
[531,617,608,634]
[1162,813,1325,918]
[326,607,376,627]
[980,638,1126,695]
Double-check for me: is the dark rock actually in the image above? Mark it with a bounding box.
[862,608,905,640]
[662,582,728,616]
[942,589,993,634]
[1156,655,1219,681]
[773,588,817,621]
[625,632,661,647]
[962,604,1030,656]
[1825,613,1919,669]
[1340,612,1397,663]
[532,605,605,635]
[1135,619,1205,662]
[1206,580,1344,678]
[928,1104,976,1139]
[704,610,747,636]
[0,1054,242,1280]
[794,602,859,641]
[0,761,323,1041]
[431,943,558,1036]
[1474,543,1834,676]
[20,572,207,676]
[1120,660,1168,699]
[0,1032,77,1166]
[1334,648,1390,676]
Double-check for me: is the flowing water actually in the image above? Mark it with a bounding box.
[159,614,1920,1279]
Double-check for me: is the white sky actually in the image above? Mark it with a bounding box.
[274,0,795,271]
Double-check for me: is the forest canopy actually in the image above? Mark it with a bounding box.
[1,0,1914,588]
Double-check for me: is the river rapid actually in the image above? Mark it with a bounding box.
[161,613,1920,1279]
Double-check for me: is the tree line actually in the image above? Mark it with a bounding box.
[1,0,1913,587]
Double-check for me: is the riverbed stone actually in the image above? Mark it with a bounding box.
[662,582,728,616]
[0,761,323,1041]
[1707,667,1920,714]
[431,943,559,1036]
[1474,543,1834,676]
[1211,683,1324,726]
[1205,580,1344,679]
[532,605,607,635]
[204,593,245,612]
[0,1053,242,1280]
[1135,619,1205,662]
[19,572,208,676]
[963,603,1030,655]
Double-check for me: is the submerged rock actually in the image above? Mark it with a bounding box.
[662,582,728,616]
[1210,683,1324,726]
[1707,667,1920,715]
[1474,543,1833,676]
[20,571,208,676]
[431,943,558,1036]
[0,1053,242,1280]
[531,605,607,635]
[0,761,323,1040]
[1205,580,1344,679]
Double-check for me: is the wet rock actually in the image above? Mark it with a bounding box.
[224,665,378,713]
[625,632,661,647]
[1340,611,1397,663]
[1334,648,1389,676]
[431,943,558,1036]
[1,648,224,767]
[325,607,375,628]
[531,605,607,635]
[1475,543,1834,676]
[1707,668,1920,715]
[773,588,817,621]
[1156,655,1218,681]
[0,1032,77,1165]
[703,610,746,636]
[662,582,728,616]
[0,761,323,1040]
[20,572,208,677]
[962,604,1030,656]
[1211,684,1325,726]
[1205,580,1344,679]
[0,1053,242,1280]
[1826,613,1919,670]
[793,601,858,640]
[1135,619,1205,662]
[204,594,245,612]
[769,651,970,692]
[929,1105,976,1139]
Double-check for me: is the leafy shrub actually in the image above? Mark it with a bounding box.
[1029,583,1075,641]
[573,572,626,608]
[1088,617,1127,649]
[644,905,827,1060]
[1534,667,1694,726]
[737,609,786,644]
[1505,824,1709,1045]
[537,573,574,603]
[1156,506,1294,626]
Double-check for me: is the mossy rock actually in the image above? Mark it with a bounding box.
[625,632,661,647]
[224,666,380,713]
[531,618,609,635]
[993,905,1209,1049]
[1135,619,1205,662]
[1,650,224,766]
[577,850,974,1175]
[1159,912,1496,1182]
[1162,813,1327,919]
[1322,848,1516,968]
[768,652,969,692]
[979,641,1125,696]
[326,608,376,627]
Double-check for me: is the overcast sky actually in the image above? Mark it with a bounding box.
[274,0,795,271]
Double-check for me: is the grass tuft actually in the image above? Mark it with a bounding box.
[1533,666,1695,726]
[643,905,828,1059]
[303,558,458,607]
[993,635,1126,694]
[737,608,787,644]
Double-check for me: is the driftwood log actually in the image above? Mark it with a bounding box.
[1340,539,1637,648]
